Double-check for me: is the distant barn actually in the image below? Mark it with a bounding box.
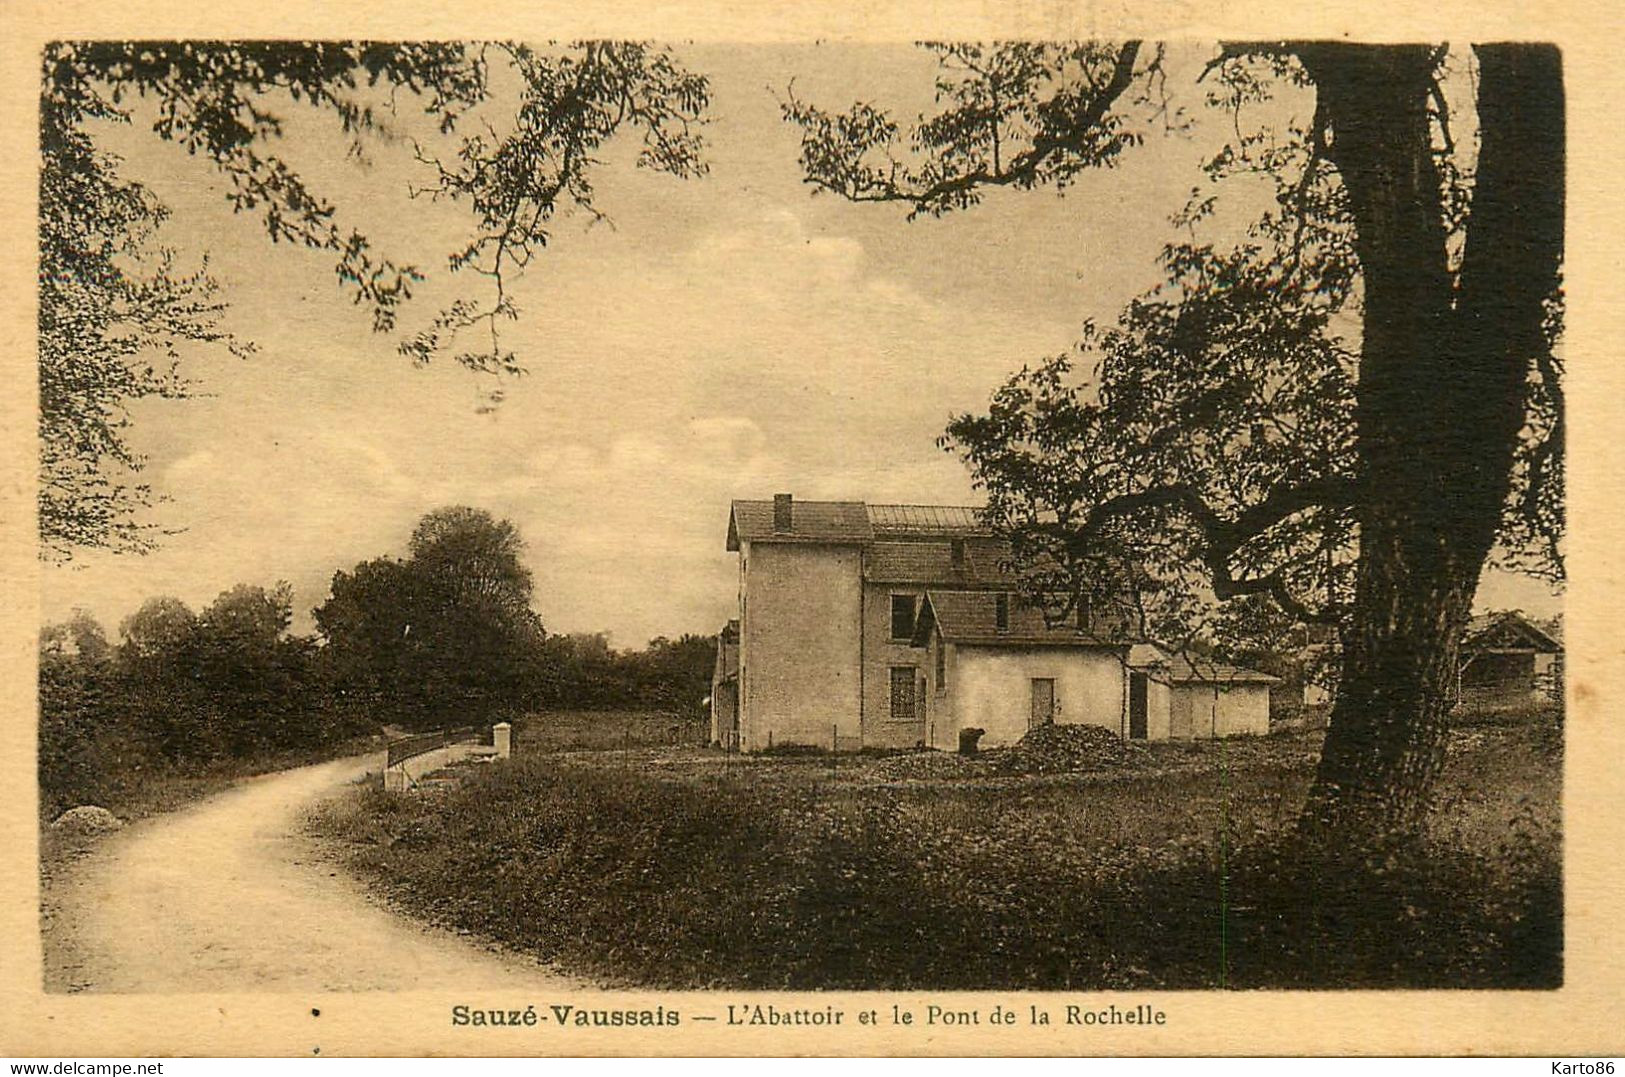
[1457,611,1563,705]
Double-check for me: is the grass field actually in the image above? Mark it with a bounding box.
[307,705,1561,990]
[509,709,708,752]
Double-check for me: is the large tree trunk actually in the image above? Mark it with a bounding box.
[1294,44,1564,842]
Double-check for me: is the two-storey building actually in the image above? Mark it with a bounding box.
[713,493,1277,751]
[715,495,1010,751]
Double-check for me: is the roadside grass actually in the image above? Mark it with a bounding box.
[40,730,387,866]
[307,706,1561,990]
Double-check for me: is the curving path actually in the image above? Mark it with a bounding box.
[41,752,582,993]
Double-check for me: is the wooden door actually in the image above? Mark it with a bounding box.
[1030,678,1055,728]
[1129,672,1149,740]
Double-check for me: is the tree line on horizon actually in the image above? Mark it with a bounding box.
[39,505,717,817]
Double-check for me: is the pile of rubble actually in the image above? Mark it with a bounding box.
[995,723,1134,775]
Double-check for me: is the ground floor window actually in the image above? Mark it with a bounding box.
[890,665,918,720]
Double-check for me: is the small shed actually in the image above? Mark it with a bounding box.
[1127,644,1279,740]
[1458,611,1562,704]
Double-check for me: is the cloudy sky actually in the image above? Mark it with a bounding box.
[41,43,1562,647]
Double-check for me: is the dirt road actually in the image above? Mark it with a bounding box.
[41,753,582,993]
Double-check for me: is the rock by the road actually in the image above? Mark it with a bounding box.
[50,806,124,834]
[40,751,582,993]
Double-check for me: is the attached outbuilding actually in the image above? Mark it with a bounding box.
[1127,644,1279,739]
[913,591,1129,750]
[709,619,740,749]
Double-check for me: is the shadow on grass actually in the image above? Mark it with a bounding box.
[308,723,1560,991]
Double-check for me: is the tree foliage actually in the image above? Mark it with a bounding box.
[310,506,717,725]
[38,583,370,817]
[782,42,1163,217]
[315,506,546,725]
[790,43,1561,649]
[38,506,717,815]
[401,41,709,378]
[939,54,1364,644]
[537,631,717,713]
[40,41,709,554]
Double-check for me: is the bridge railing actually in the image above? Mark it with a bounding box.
[385,725,483,769]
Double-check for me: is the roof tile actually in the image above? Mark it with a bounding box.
[867,503,989,536]
[728,500,873,548]
[921,590,1114,647]
[864,539,1013,586]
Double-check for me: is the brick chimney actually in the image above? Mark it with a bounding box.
[773,493,793,532]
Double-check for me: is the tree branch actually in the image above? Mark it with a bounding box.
[1035,473,1358,624]
[786,41,1144,214]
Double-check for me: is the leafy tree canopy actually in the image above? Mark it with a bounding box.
[41,41,709,557]
[116,594,199,662]
[315,506,545,724]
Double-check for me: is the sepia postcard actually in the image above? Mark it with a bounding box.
[1,0,1622,1059]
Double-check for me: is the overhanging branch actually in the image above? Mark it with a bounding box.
[790,41,1145,212]
[1037,473,1358,625]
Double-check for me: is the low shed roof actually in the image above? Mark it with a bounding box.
[916,590,1119,648]
[1130,645,1280,686]
[1462,611,1562,654]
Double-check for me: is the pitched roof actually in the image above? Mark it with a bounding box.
[727,500,873,549]
[864,538,1014,587]
[867,503,990,537]
[916,590,1119,648]
[1462,610,1561,653]
[1132,647,1280,686]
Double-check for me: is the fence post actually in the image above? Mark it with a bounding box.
[493,722,512,760]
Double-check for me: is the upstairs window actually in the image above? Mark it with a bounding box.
[935,638,947,691]
[891,594,918,641]
[995,593,1010,632]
